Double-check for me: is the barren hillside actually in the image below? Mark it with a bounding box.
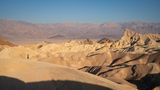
[0,29,159,90]
[0,20,160,42]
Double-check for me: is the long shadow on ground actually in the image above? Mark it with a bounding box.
[0,76,112,90]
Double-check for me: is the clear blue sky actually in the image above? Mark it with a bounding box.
[0,0,160,23]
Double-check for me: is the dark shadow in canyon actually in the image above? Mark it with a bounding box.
[128,73,160,90]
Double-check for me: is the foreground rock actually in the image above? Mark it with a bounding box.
[0,58,135,90]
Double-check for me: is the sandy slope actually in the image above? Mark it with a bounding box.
[0,40,109,68]
[0,58,136,90]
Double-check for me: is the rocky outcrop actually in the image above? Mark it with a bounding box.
[110,29,160,49]
[79,29,160,90]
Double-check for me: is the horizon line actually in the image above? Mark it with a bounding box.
[0,19,160,24]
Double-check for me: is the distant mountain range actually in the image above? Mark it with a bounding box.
[0,20,160,41]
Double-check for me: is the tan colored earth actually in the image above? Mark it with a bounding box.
[0,29,159,90]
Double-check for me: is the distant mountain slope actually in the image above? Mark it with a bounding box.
[0,36,15,46]
[0,20,160,41]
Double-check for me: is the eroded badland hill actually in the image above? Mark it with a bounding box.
[0,29,160,90]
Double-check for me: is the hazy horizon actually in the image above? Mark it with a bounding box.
[0,0,160,23]
[1,19,160,24]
